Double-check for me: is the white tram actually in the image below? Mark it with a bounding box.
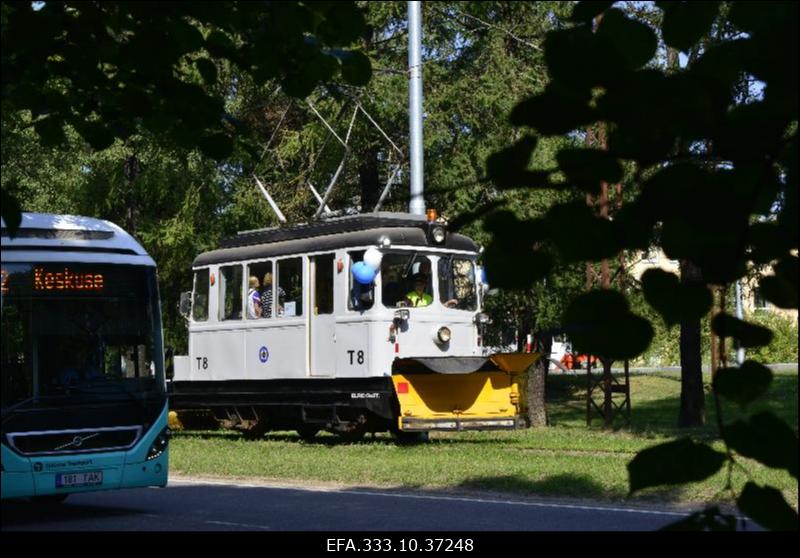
[169,212,537,440]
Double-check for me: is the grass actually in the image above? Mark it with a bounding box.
[170,370,798,507]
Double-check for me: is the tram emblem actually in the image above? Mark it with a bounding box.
[258,346,270,364]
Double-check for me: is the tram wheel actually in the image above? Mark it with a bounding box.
[297,425,320,441]
[338,424,367,443]
[241,420,268,440]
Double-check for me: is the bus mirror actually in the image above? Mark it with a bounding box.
[165,347,174,380]
[179,291,192,320]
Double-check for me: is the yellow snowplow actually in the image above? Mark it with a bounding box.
[391,353,541,431]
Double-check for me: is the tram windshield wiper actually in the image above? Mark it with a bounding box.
[401,251,419,278]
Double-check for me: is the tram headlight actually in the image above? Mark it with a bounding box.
[146,427,172,461]
[430,225,446,244]
[474,313,490,325]
[434,326,451,345]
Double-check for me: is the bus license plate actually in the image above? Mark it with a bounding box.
[56,471,103,488]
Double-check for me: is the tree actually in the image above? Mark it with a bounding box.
[484,1,797,529]
[1,1,372,231]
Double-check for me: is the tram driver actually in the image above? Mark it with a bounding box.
[404,274,433,307]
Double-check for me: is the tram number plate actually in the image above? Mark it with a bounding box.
[56,471,103,488]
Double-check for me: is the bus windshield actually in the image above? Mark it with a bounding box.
[1,263,165,410]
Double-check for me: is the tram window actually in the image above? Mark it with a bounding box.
[381,253,432,308]
[192,268,209,322]
[277,258,302,317]
[313,254,334,315]
[219,264,243,321]
[348,251,374,311]
[247,261,274,319]
[438,256,477,311]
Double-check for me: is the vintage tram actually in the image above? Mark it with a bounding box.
[168,211,537,441]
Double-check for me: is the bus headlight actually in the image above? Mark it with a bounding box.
[434,326,451,345]
[146,427,172,461]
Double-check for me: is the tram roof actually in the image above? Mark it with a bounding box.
[193,212,479,267]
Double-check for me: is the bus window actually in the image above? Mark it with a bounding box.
[277,258,302,317]
[219,264,243,321]
[348,251,374,311]
[313,254,334,315]
[438,256,477,311]
[381,253,432,308]
[247,261,273,319]
[192,268,209,322]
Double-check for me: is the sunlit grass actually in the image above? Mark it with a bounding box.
[170,370,798,506]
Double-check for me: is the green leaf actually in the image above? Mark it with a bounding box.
[713,361,773,407]
[171,18,205,53]
[641,269,712,326]
[486,136,553,190]
[758,257,798,310]
[1,189,23,237]
[711,314,773,348]
[314,2,366,45]
[747,223,795,264]
[544,202,621,262]
[544,27,617,89]
[198,133,233,160]
[661,506,737,531]
[339,50,372,87]
[205,30,236,59]
[569,1,616,22]
[759,275,798,310]
[556,149,623,194]
[195,58,218,85]
[724,412,798,478]
[509,87,596,135]
[80,122,116,151]
[33,116,66,147]
[628,438,727,493]
[563,290,653,361]
[481,211,553,289]
[661,1,721,52]
[596,8,657,70]
[737,482,799,531]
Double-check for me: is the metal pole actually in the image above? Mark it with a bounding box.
[408,1,426,216]
[253,175,287,223]
[735,280,745,364]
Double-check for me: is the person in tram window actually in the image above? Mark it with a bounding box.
[261,271,284,318]
[404,273,432,307]
[246,276,262,319]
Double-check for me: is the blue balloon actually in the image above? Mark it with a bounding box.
[352,261,376,285]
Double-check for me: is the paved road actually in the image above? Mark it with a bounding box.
[1,476,753,532]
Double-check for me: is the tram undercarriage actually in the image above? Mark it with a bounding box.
[167,353,539,442]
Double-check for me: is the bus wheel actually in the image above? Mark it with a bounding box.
[31,494,69,505]
[297,425,320,441]
[392,430,430,445]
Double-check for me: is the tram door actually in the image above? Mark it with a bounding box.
[309,254,336,377]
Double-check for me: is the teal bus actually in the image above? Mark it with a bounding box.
[1,213,170,502]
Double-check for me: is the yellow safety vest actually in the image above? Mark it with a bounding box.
[406,291,432,307]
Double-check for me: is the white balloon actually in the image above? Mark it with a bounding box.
[364,247,383,270]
